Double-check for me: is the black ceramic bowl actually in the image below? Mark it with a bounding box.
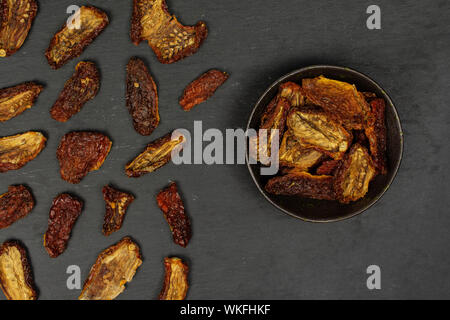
[246,65,403,222]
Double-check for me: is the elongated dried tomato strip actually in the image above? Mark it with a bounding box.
[102,185,135,236]
[57,131,112,184]
[0,82,43,121]
[179,69,228,111]
[126,57,159,135]
[157,182,191,247]
[45,6,109,69]
[365,98,387,174]
[0,185,34,229]
[0,131,46,173]
[159,257,189,300]
[44,194,83,258]
[130,0,208,64]
[50,61,100,122]
[316,159,340,175]
[0,240,37,300]
[0,0,38,57]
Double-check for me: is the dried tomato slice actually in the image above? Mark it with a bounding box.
[0,131,46,172]
[156,182,191,248]
[159,257,189,300]
[0,185,34,229]
[125,131,185,177]
[126,57,159,136]
[0,240,37,300]
[79,237,142,300]
[130,0,208,64]
[102,185,135,236]
[0,0,38,57]
[57,131,112,184]
[50,61,100,122]
[179,69,228,111]
[43,194,83,258]
[45,6,109,69]
[0,82,43,122]
[365,98,387,174]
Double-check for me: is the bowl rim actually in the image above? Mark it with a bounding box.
[245,65,404,223]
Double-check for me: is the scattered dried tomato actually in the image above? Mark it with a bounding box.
[0,240,37,300]
[0,0,38,57]
[102,185,135,236]
[159,257,189,300]
[43,194,83,258]
[125,131,185,177]
[79,237,142,300]
[0,82,43,122]
[130,0,208,64]
[0,131,46,172]
[156,182,191,248]
[0,185,34,229]
[126,57,159,135]
[179,69,228,111]
[45,6,109,69]
[50,61,100,122]
[57,131,112,184]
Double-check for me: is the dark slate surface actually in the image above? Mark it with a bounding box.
[0,0,449,300]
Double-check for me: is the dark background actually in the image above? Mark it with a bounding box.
[0,0,449,300]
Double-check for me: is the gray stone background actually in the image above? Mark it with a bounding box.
[0,0,449,300]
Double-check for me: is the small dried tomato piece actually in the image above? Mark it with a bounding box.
[126,57,159,135]
[0,0,38,57]
[0,82,43,121]
[125,132,185,177]
[316,159,341,176]
[57,131,112,184]
[79,237,142,300]
[50,61,100,122]
[0,185,34,229]
[0,131,46,173]
[0,240,37,300]
[365,98,387,174]
[45,6,109,69]
[159,257,189,300]
[102,185,135,236]
[43,194,83,258]
[179,69,229,111]
[130,0,208,64]
[157,182,191,248]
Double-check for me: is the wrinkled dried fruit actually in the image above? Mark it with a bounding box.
[0,0,38,57]
[0,240,37,300]
[130,0,208,64]
[302,76,371,130]
[126,57,159,135]
[287,107,352,160]
[43,194,83,258]
[102,185,135,236]
[0,185,33,229]
[265,171,336,200]
[57,131,112,184]
[365,98,387,174]
[278,82,305,107]
[159,257,189,300]
[334,144,376,203]
[0,82,43,121]
[179,69,228,111]
[0,131,46,172]
[50,61,100,122]
[279,131,323,170]
[79,237,142,300]
[316,159,340,176]
[45,6,109,69]
[157,182,191,247]
[125,132,185,177]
